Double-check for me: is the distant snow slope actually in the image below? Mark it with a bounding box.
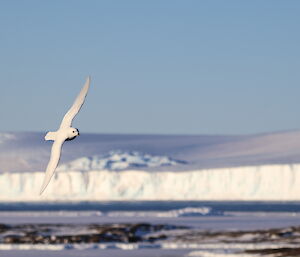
[1,130,300,173]
[1,131,300,201]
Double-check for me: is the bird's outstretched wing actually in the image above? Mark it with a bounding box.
[40,138,65,195]
[60,76,91,128]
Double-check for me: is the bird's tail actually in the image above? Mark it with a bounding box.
[45,131,56,141]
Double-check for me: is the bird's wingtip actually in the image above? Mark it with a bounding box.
[39,178,49,195]
[39,185,46,195]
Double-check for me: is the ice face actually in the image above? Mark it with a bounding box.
[0,163,299,201]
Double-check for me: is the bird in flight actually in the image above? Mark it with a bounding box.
[40,77,91,195]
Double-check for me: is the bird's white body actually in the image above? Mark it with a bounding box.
[40,77,90,195]
[45,127,79,142]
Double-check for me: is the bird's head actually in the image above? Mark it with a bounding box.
[67,127,80,140]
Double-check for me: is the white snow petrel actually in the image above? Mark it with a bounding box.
[40,77,91,194]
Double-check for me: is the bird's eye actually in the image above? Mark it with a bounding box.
[73,131,75,133]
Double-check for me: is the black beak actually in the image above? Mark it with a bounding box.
[76,129,80,136]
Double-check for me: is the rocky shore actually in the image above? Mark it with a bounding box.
[0,223,186,244]
[2,222,300,256]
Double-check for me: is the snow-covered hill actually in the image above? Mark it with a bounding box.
[57,151,186,171]
[1,131,300,201]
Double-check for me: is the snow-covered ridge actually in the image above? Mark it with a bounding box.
[57,151,186,171]
[1,164,300,201]
[0,133,15,144]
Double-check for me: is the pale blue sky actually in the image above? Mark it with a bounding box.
[0,1,300,135]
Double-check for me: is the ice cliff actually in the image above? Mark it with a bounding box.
[1,163,300,201]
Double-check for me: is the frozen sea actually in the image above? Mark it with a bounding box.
[1,201,300,257]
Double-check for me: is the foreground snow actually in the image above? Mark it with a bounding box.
[0,163,300,201]
[0,249,257,257]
